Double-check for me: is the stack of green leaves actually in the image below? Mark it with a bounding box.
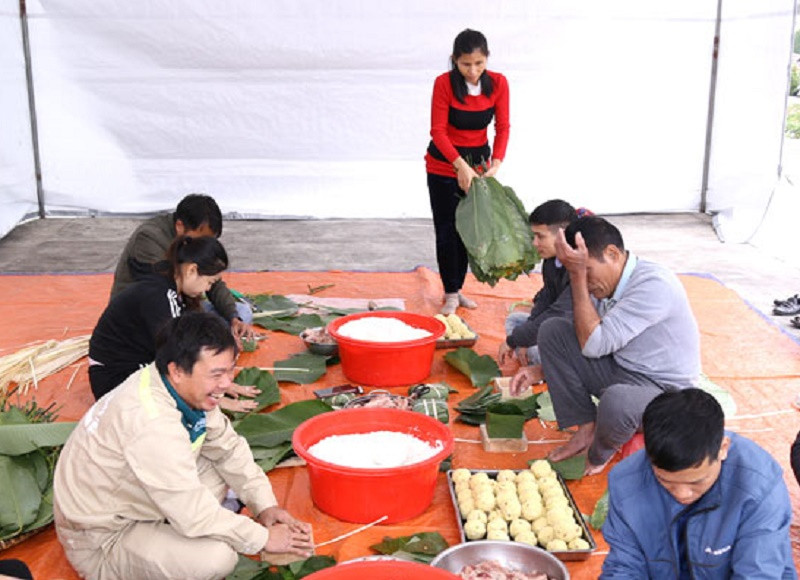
[0,398,76,545]
[369,532,449,564]
[456,385,539,426]
[234,399,332,472]
[485,401,526,439]
[455,176,540,286]
[229,554,336,580]
[443,348,500,387]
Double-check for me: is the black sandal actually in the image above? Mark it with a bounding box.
[773,297,800,316]
[790,316,800,329]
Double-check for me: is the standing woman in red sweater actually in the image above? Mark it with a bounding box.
[425,29,510,315]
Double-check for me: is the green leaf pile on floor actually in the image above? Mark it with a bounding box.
[444,347,500,387]
[0,398,75,543]
[228,554,336,579]
[370,531,449,563]
[234,399,332,471]
[455,176,540,286]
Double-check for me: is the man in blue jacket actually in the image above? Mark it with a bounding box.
[602,388,795,579]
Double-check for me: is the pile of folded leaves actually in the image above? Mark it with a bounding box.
[0,396,76,549]
[455,176,539,286]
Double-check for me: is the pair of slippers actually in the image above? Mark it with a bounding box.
[773,294,800,316]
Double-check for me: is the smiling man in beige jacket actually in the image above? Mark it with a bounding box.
[54,312,312,580]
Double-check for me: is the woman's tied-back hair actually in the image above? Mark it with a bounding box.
[564,216,625,261]
[155,311,237,376]
[643,388,725,472]
[159,236,229,310]
[449,29,493,104]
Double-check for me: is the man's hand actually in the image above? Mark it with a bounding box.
[554,228,588,278]
[231,318,255,342]
[228,383,261,399]
[498,342,516,366]
[218,397,258,413]
[263,523,314,557]
[257,506,311,534]
[509,365,544,396]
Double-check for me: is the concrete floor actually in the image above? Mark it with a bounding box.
[1,213,800,333]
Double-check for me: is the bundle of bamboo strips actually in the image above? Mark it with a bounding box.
[0,335,89,395]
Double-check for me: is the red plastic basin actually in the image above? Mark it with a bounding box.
[306,560,459,579]
[327,311,446,386]
[293,407,454,524]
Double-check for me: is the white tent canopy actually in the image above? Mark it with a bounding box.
[0,0,796,240]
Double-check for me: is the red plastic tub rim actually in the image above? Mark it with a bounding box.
[293,408,454,475]
[305,559,460,579]
[327,310,446,346]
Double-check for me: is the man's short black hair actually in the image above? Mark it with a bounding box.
[643,388,725,472]
[529,199,577,228]
[174,194,223,237]
[564,216,625,260]
[155,311,237,375]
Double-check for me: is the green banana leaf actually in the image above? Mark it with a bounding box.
[0,407,31,426]
[231,367,281,417]
[250,442,295,472]
[547,455,586,481]
[455,177,539,286]
[0,422,77,456]
[254,313,326,336]
[235,400,332,449]
[229,554,336,580]
[485,402,525,439]
[370,531,449,564]
[248,294,299,318]
[274,353,328,384]
[443,347,500,387]
[536,390,556,422]
[0,454,42,539]
[589,489,609,530]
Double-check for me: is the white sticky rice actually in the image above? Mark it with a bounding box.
[307,430,443,468]
[336,316,432,342]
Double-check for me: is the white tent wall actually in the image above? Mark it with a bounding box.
[2,1,794,228]
[707,0,797,242]
[0,2,37,238]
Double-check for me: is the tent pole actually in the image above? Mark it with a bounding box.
[700,0,724,214]
[19,0,45,219]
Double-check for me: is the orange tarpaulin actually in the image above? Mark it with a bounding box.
[1,267,799,578]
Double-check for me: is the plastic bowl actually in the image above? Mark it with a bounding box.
[430,540,569,579]
[327,311,446,386]
[306,560,459,579]
[292,407,454,524]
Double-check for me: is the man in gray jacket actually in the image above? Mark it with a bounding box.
[511,216,700,475]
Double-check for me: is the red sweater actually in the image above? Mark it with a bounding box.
[425,70,510,178]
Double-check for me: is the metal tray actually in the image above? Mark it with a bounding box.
[436,317,479,350]
[446,468,597,562]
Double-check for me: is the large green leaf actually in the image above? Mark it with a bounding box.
[0,455,42,538]
[231,368,281,417]
[228,554,336,580]
[536,391,556,422]
[20,482,54,535]
[274,353,327,384]
[370,532,449,564]
[248,294,299,317]
[455,177,539,286]
[254,314,325,336]
[547,455,586,481]
[235,400,332,448]
[0,422,76,456]
[0,407,31,426]
[443,347,500,387]
[589,489,609,530]
[250,442,295,472]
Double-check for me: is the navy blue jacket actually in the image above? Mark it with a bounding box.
[601,432,795,579]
